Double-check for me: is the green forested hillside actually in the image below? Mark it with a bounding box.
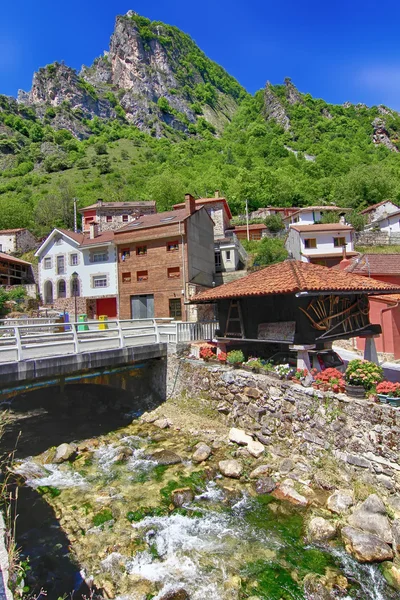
[1,68,400,236]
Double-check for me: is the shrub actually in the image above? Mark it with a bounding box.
[157,97,171,113]
[227,349,245,365]
[345,359,383,390]
[312,367,345,392]
[265,214,284,233]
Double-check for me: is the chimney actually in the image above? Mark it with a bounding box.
[185,193,196,215]
[339,244,352,270]
[97,198,103,206]
[215,190,220,198]
[89,221,99,239]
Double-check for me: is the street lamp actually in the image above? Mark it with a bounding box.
[71,271,79,323]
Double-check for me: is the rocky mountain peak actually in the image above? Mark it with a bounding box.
[263,81,290,131]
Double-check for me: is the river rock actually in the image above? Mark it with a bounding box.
[115,447,133,462]
[171,487,194,508]
[392,519,400,554]
[149,450,182,466]
[326,490,353,514]
[153,418,171,429]
[249,464,272,479]
[382,562,400,591]
[247,440,265,458]
[279,458,295,474]
[159,589,190,600]
[54,443,76,463]
[192,443,211,463]
[229,427,253,446]
[303,574,337,599]
[341,526,394,563]
[254,477,276,495]
[219,459,243,479]
[348,494,393,543]
[307,517,337,542]
[273,479,309,506]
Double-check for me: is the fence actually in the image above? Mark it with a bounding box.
[0,319,219,363]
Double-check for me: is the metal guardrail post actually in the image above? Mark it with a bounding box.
[154,319,160,343]
[14,327,23,361]
[72,323,79,354]
[117,320,124,348]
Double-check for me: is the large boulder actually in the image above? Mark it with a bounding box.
[149,450,182,466]
[192,443,211,463]
[229,427,253,446]
[326,490,353,514]
[307,517,337,543]
[348,494,392,543]
[219,459,243,479]
[392,519,400,555]
[341,526,393,563]
[54,443,76,463]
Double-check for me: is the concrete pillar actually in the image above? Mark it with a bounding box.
[364,336,379,364]
[296,349,312,372]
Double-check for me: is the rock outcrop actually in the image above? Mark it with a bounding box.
[341,526,393,563]
[264,82,290,131]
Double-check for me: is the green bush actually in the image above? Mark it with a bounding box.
[157,97,171,113]
[345,359,384,390]
[227,349,245,365]
[265,214,284,232]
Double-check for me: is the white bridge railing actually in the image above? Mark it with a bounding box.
[0,319,218,364]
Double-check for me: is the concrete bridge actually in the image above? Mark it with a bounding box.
[0,318,217,401]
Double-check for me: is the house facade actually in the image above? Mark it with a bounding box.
[370,209,400,233]
[361,200,399,225]
[234,224,268,240]
[0,228,36,255]
[283,206,348,227]
[80,200,157,233]
[35,226,118,319]
[286,223,357,267]
[115,195,215,321]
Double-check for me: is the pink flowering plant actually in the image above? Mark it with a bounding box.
[345,359,383,391]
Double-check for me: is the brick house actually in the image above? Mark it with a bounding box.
[115,195,215,320]
[80,200,156,233]
[0,228,36,254]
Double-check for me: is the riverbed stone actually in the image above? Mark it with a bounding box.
[244,387,261,399]
[279,458,294,474]
[382,562,400,591]
[272,479,309,506]
[149,450,182,466]
[348,494,393,543]
[192,443,212,463]
[392,519,400,554]
[171,488,194,508]
[254,477,276,495]
[247,440,265,458]
[159,589,190,600]
[153,418,171,429]
[326,490,354,514]
[229,427,253,446]
[249,464,272,479]
[307,517,337,542]
[219,459,243,479]
[115,447,133,462]
[341,526,393,562]
[54,442,76,463]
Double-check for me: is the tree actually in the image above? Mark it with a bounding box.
[265,214,284,232]
[346,210,366,232]
[34,181,76,230]
[95,142,108,155]
[145,172,186,211]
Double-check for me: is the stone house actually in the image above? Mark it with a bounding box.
[79,200,157,233]
[35,226,119,320]
[361,200,399,225]
[115,195,215,321]
[0,228,36,255]
[286,223,357,267]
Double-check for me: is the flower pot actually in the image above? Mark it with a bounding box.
[378,394,400,407]
[345,384,366,398]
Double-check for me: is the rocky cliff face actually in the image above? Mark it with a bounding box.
[18,11,245,138]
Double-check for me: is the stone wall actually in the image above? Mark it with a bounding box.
[167,358,400,492]
[356,231,400,246]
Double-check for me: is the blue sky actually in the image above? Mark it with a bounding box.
[2,0,400,108]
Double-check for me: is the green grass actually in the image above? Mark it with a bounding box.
[92,508,113,526]
[355,245,400,254]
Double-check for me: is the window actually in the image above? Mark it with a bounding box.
[167,241,179,252]
[333,237,346,247]
[93,275,108,288]
[136,246,147,256]
[122,215,129,222]
[215,251,221,270]
[0,244,2,252]
[70,254,78,266]
[169,298,182,320]
[131,294,154,319]
[92,252,107,263]
[106,215,112,223]
[121,248,130,261]
[71,277,80,297]
[122,272,131,283]
[57,279,66,298]
[44,257,52,269]
[137,270,148,282]
[56,255,65,274]
[167,266,180,279]
[226,250,231,261]
[304,238,317,249]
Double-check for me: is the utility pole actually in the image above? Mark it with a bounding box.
[73,197,78,233]
[245,199,250,242]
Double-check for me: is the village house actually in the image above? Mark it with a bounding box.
[173,192,247,274]
[35,225,118,320]
[80,200,157,233]
[361,200,399,225]
[0,253,35,296]
[283,206,349,227]
[0,228,36,255]
[249,207,299,221]
[193,259,400,368]
[366,209,400,234]
[341,254,400,358]
[115,194,215,321]
[233,223,268,241]
[285,223,357,267]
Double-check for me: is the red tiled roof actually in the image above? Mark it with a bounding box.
[284,206,349,220]
[0,228,27,234]
[56,229,114,247]
[114,208,190,235]
[193,260,400,303]
[304,252,358,258]
[80,201,156,212]
[0,252,32,266]
[344,254,400,276]
[290,223,353,233]
[361,200,399,214]
[173,197,232,220]
[373,294,400,303]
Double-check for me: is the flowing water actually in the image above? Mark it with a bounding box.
[10,417,398,600]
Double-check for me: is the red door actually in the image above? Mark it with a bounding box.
[96,298,117,318]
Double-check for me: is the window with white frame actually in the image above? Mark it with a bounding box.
[44,257,52,269]
[70,253,78,266]
[92,275,108,288]
[92,252,107,263]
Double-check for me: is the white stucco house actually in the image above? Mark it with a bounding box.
[283,206,349,227]
[371,210,400,233]
[0,228,36,255]
[35,224,119,319]
[361,200,399,225]
[286,223,357,267]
